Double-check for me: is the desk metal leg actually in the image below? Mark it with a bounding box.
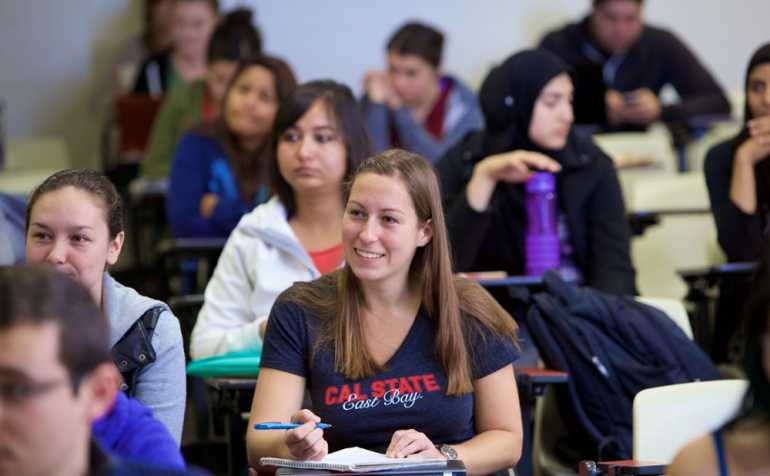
[226,411,247,476]
[684,277,711,352]
[694,300,710,352]
[515,377,534,476]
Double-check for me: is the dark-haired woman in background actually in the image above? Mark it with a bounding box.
[705,44,770,363]
[706,44,770,262]
[166,55,297,238]
[133,0,219,95]
[361,22,483,163]
[190,80,372,359]
[668,240,770,475]
[436,49,636,296]
[141,8,262,178]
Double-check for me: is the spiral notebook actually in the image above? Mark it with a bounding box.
[260,447,449,473]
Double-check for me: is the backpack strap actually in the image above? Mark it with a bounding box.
[113,306,164,397]
[542,270,581,305]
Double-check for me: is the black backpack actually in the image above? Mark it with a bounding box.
[113,306,164,397]
[525,271,721,462]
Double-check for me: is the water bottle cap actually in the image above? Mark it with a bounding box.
[526,172,556,194]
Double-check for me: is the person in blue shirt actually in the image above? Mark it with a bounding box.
[0,266,207,476]
[94,391,186,470]
[248,150,522,476]
[166,54,298,237]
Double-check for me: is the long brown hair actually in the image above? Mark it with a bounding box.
[278,150,519,396]
[191,54,297,204]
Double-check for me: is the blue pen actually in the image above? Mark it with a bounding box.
[254,421,331,430]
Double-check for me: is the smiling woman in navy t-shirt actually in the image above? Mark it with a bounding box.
[248,149,522,476]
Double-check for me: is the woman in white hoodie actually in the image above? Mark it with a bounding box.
[190,80,373,359]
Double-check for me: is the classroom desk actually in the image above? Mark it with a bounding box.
[579,460,667,476]
[205,367,568,476]
[514,367,569,476]
[0,168,61,194]
[205,378,258,476]
[626,209,711,237]
[678,261,757,351]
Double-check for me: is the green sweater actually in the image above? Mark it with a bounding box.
[140,80,206,178]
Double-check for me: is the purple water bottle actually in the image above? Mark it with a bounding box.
[525,172,560,276]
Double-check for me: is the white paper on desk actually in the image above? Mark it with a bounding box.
[260,447,448,472]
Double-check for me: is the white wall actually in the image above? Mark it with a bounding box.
[1,0,768,169]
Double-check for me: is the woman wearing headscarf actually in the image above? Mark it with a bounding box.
[704,44,770,363]
[435,49,636,296]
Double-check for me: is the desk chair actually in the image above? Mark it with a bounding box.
[728,90,745,122]
[685,121,742,172]
[114,94,163,162]
[5,136,70,170]
[531,297,697,476]
[169,295,209,440]
[632,379,748,464]
[592,125,677,210]
[629,172,725,299]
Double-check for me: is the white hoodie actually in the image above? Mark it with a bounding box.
[190,197,325,360]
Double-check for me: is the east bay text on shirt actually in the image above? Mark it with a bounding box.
[324,374,442,410]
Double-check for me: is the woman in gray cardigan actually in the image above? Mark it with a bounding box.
[24,168,186,445]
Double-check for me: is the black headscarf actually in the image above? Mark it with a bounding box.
[731,44,770,219]
[480,49,573,157]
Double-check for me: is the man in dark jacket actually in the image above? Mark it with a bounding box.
[539,0,730,132]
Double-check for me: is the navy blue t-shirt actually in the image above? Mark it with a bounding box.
[260,300,520,453]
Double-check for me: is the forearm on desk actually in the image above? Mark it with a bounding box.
[452,429,522,476]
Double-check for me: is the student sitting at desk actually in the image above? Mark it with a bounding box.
[0,267,206,476]
[435,49,637,296]
[189,80,372,359]
[91,0,174,120]
[24,169,187,444]
[133,0,219,95]
[706,44,770,264]
[248,150,523,476]
[539,0,730,132]
[360,22,483,163]
[141,8,262,178]
[667,241,770,476]
[166,54,297,238]
[705,43,770,363]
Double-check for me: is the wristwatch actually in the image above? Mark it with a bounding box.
[435,444,458,460]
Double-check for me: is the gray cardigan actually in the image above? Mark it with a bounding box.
[361,75,484,163]
[103,273,186,445]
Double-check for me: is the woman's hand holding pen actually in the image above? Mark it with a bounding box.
[386,429,444,459]
[284,409,328,461]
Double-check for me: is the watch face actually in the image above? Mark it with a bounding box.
[440,444,458,460]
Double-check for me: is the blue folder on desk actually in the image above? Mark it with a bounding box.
[185,351,261,378]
